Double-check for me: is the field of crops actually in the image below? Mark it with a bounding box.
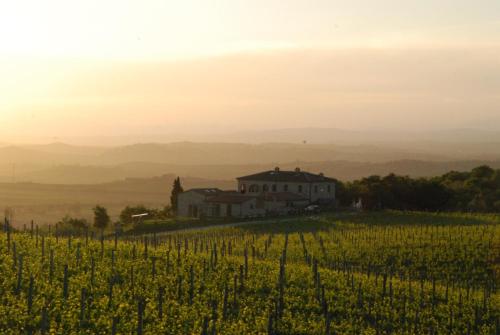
[1,212,499,334]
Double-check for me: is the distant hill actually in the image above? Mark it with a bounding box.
[0,175,234,226]
[2,159,499,184]
[0,139,498,184]
[196,127,500,144]
[1,140,499,167]
[6,128,500,146]
[23,142,108,156]
[98,142,449,165]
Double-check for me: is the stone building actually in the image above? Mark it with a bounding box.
[177,167,336,218]
[177,188,221,218]
[237,167,336,204]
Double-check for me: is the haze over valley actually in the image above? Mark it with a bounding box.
[1,127,499,225]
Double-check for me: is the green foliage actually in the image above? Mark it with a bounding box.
[157,205,174,219]
[0,212,498,334]
[124,217,211,235]
[120,205,173,227]
[56,215,89,235]
[93,205,110,230]
[120,205,157,225]
[339,165,499,212]
[170,177,184,215]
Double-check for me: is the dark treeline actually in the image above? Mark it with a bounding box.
[337,165,500,212]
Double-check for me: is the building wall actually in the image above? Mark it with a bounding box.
[177,191,207,217]
[238,180,335,203]
[239,199,266,217]
[217,203,238,217]
[264,199,310,215]
[206,198,265,218]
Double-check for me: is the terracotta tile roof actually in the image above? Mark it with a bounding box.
[206,192,256,204]
[188,188,222,195]
[260,192,308,202]
[237,169,335,183]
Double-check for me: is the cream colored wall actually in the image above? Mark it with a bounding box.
[177,191,206,217]
[238,180,335,202]
[264,199,309,215]
[240,199,266,218]
[206,198,265,218]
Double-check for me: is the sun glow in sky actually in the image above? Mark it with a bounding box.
[2,0,499,59]
[1,0,500,138]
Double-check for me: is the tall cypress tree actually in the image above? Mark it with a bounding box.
[170,177,184,215]
[93,205,110,230]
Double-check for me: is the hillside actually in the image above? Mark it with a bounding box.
[1,139,499,167]
[2,159,499,184]
[0,175,234,227]
[0,139,499,185]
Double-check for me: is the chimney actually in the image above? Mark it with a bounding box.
[274,166,280,172]
[295,167,301,172]
[319,172,324,177]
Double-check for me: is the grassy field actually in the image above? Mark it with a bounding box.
[1,211,499,334]
[0,176,233,227]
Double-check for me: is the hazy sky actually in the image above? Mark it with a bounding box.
[1,0,500,138]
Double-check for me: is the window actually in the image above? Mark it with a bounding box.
[240,183,247,193]
[298,185,303,193]
[272,184,277,192]
[283,184,288,192]
[263,184,269,192]
[327,185,331,193]
[212,205,221,217]
[249,184,260,193]
[314,185,318,193]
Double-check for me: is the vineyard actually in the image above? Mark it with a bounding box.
[1,212,499,334]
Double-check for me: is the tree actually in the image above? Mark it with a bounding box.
[93,205,110,230]
[119,205,158,225]
[413,179,451,211]
[341,165,499,212]
[157,205,173,219]
[170,177,184,215]
[57,216,89,235]
[470,165,494,179]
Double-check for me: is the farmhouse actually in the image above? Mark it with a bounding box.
[177,167,336,218]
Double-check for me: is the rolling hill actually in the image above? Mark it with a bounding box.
[0,175,234,227]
